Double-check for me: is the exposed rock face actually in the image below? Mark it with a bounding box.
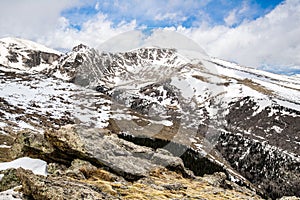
[17,168,108,200]
[53,45,185,89]
[0,125,265,200]
[22,51,60,68]
[0,38,61,71]
[44,125,193,180]
[0,169,19,192]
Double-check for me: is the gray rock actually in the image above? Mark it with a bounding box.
[162,183,187,190]
[16,168,111,200]
[44,125,192,180]
[0,169,20,192]
[64,159,97,180]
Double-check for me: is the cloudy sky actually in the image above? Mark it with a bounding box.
[0,0,299,75]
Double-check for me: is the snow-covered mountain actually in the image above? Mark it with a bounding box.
[0,37,299,199]
[0,37,61,72]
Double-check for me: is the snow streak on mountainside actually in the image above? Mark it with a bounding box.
[0,37,299,198]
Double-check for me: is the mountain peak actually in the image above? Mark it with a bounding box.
[72,43,89,52]
[0,37,61,55]
[0,37,61,72]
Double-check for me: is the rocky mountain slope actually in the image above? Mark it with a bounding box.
[0,37,300,199]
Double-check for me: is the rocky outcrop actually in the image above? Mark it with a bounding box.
[0,125,266,199]
[0,158,263,200]
[0,169,19,192]
[17,168,108,200]
[45,125,194,180]
[22,51,60,68]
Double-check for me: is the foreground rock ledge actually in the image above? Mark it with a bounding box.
[11,161,262,200]
[0,125,270,199]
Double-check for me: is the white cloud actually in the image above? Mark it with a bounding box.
[154,13,182,21]
[144,29,206,54]
[0,0,82,40]
[0,1,137,50]
[95,2,100,10]
[238,0,251,15]
[90,0,212,27]
[224,1,253,27]
[178,0,300,71]
[224,9,238,26]
[38,14,137,50]
[98,30,144,52]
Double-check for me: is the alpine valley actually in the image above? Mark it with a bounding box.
[0,36,299,200]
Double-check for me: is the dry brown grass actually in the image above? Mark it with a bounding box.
[82,167,263,200]
[239,78,274,96]
[192,74,210,83]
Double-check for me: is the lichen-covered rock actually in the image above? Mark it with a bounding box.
[16,168,110,200]
[202,171,227,187]
[0,169,20,192]
[47,162,67,176]
[109,168,263,200]
[0,133,15,162]
[44,125,192,180]
[64,159,98,180]
[9,130,54,161]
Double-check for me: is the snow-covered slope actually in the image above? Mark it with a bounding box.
[0,70,110,135]
[0,37,60,54]
[211,57,300,108]
[0,37,61,72]
[0,37,299,198]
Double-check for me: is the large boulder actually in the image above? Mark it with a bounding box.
[44,125,191,180]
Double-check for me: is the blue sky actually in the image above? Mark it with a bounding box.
[0,0,299,75]
[62,0,284,29]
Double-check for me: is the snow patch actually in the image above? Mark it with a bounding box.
[0,157,47,176]
[0,187,22,200]
[272,125,283,133]
[0,144,11,148]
